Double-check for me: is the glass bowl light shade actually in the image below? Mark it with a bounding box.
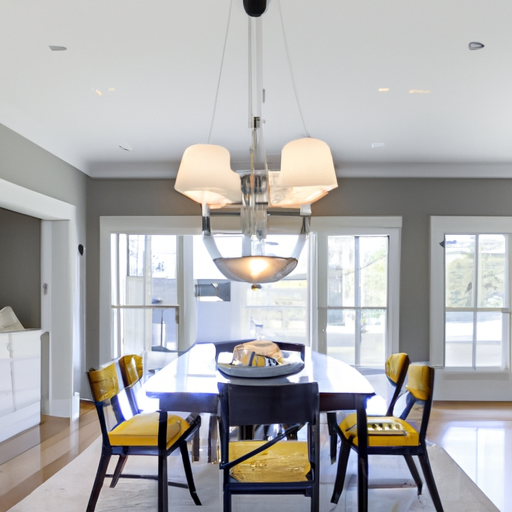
[213,256,298,283]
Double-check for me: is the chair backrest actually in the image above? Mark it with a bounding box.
[118,354,145,414]
[119,354,144,387]
[219,381,318,427]
[88,362,134,440]
[384,352,410,416]
[218,381,319,468]
[399,364,435,442]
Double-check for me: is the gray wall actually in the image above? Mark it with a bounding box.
[86,177,512,366]
[0,208,41,328]
[0,123,88,395]
[0,124,88,240]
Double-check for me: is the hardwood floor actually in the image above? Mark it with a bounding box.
[0,401,100,512]
[0,400,511,512]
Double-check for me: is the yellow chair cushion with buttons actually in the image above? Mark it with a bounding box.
[340,415,419,447]
[108,413,188,449]
[229,440,310,482]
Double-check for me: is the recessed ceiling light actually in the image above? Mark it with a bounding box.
[409,89,431,94]
[469,42,485,51]
[378,88,390,92]
[119,142,133,152]
[371,143,385,148]
[48,45,67,52]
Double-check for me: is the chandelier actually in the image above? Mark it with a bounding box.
[174,0,337,284]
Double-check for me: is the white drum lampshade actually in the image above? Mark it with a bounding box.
[174,144,241,208]
[269,137,338,208]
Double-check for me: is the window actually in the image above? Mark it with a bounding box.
[193,234,308,344]
[100,216,401,367]
[111,234,179,357]
[445,234,508,368]
[430,217,512,372]
[325,235,388,366]
[314,217,401,368]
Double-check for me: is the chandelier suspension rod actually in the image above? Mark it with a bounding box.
[276,0,309,137]
[207,0,234,144]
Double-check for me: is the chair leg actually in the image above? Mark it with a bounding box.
[158,452,168,512]
[327,412,338,464]
[223,486,232,512]
[86,452,111,512]
[403,454,423,495]
[179,442,201,505]
[330,437,351,504]
[311,473,320,512]
[418,452,444,512]
[109,455,128,488]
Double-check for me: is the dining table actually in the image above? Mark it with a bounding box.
[145,340,375,512]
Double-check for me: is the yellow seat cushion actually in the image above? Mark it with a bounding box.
[229,440,310,482]
[108,413,188,449]
[340,414,419,447]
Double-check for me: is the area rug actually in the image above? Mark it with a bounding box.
[7,424,498,512]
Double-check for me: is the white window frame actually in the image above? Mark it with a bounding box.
[99,215,402,367]
[99,216,201,364]
[430,216,512,400]
[311,217,402,360]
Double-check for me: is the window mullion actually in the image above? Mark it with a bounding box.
[472,234,479,369]
[354,236,361,366]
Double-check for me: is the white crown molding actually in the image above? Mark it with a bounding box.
[85,160,512,180]
[336,162,512,179]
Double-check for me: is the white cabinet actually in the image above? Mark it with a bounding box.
[0,329,43,443]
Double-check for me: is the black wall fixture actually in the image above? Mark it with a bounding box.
[243,0,268,17]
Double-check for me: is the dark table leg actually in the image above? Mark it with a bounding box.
[355,396,369,512]
[192,427,200,462]
[208,414,218,463]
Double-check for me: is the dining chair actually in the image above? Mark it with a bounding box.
[86,361,201,512]
[328,352,410,463]
[218,381,320,512]
[330,365,444,512]
[118,352,201,461]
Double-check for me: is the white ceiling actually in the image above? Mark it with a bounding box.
[1,0,512,179]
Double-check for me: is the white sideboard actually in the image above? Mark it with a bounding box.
[0,329,43,443]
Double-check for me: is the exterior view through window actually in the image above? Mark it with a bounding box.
[193,234,308,344]
[111,234,179,356]
[111,233,308,356]
[110,228,394,368]
[325,235,388,367]
[445,234,508,368]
